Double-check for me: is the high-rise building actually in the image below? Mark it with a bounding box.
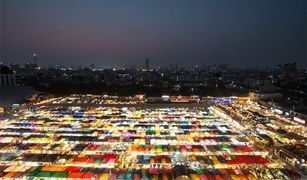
[33,52,38,67]
[145,58,150,70]
[0,64,16,86]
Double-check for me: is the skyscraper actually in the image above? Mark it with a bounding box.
[145,58,150,70]
[32,52,38,67]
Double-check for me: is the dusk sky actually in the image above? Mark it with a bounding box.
[0,0,306,68]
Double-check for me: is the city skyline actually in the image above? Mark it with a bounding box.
[0,2,306,178]
[0,0,306,68]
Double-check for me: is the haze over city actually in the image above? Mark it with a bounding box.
[0,1,307,179]
[1,0,306,68]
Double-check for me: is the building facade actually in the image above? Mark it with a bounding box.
[0,65,17,86]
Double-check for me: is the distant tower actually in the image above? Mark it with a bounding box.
[32,52,38,67]
[145,58,150,70]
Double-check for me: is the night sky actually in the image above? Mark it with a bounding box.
[1,0,306,68]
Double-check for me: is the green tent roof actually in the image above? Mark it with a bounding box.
[52,171,68,178]
[36,171,55,178]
